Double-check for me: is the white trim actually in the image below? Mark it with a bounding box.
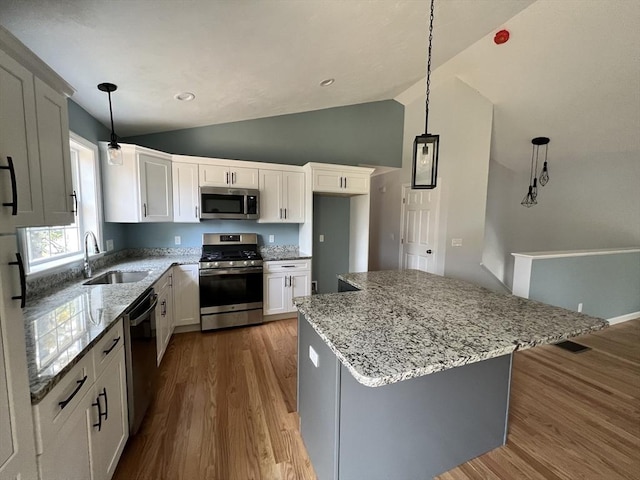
[607,311,640,325]
[512,247,640,260]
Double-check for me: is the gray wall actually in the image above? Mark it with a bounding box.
[528,252,640,319]
[313,195,350,294]
[124,100,404,167]
[67,99,127,252]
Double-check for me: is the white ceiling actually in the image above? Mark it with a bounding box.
[0,0,533,136]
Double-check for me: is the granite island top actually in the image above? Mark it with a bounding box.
[293,270,608,388]
[23,255,200,403]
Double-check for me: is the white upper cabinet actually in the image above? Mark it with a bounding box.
[199,162,259,189]
[102,143,173,223]
[172,162,200,223]
[258,169,305,223]
[0,40,74,232]
[310,163,373,195]
[34,77,73,226]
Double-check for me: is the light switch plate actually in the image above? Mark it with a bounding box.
[451,238,463,247]
[309,345,319,368]
[319,234,325,242]
[174,236,181,245]
[269,234,275,243]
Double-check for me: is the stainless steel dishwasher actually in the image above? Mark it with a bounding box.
[123,287,158,434]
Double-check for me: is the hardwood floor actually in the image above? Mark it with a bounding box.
[437,319,640,480]
[114,318,639,480]
[113,318,315,480]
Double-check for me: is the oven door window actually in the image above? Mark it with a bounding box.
[201,194,244,215]
[200,271,263,308]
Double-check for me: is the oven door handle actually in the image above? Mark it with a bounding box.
[200,267,263,276]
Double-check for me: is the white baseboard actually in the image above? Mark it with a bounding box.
[607,311,640,325]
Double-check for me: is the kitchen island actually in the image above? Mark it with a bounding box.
[293,270,607,480]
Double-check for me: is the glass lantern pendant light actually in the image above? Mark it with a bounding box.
[521,136,549,207]
[411,0,439,189]
[97,82,122,165]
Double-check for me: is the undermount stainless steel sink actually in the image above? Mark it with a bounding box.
[83,270,150,286]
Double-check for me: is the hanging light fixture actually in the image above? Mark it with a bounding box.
[411,0,439,189]
[97,82,122,165]
[521,137,550,207]
[538,137,550,186]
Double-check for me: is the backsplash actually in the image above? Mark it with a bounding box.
[26,248,200,299]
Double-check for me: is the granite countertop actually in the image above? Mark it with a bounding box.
[293,270,608,388]
[262,251,312,261]
[23,255,200,403]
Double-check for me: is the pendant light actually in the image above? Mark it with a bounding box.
[521,137,550,207]
[411,0,439,189]
[97,82,122,165]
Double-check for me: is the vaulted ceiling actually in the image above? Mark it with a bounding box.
[0,0,533,136]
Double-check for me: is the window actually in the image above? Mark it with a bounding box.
[20,133,102,274]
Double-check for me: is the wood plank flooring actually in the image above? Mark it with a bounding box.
[113,318,315,480]
[437,319,640,480]
[114,318,639,480]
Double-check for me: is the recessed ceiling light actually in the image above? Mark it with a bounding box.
[320,78,335,87]
[174,92,196,101]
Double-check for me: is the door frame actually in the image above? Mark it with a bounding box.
[398,181,443,275]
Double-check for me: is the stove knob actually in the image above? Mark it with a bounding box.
[229,261,234,266]
[250,260,255,266]
[243,261,249,266]
[214,262,219,268]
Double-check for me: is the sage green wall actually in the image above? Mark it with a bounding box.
[313,195,351,294]
[124,100,403,168]
[528,252,640,319]
[67,99,127,252]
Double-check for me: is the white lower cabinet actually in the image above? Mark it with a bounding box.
[33,321,128,480]
[263,260,311,315]
[173,264,199,327]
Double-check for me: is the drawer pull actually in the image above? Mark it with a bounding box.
[103,336,121,355]
[58,375,88,410]
[93,388,108,431]
[99,387,108,420]
[0,156,18,215]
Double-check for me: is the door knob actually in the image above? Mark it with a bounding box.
[426,249,432,254]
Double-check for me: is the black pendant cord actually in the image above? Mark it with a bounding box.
[423,0,435,135]
[528,145,535,187]
[532,144,539,198]
[107,91,118,144]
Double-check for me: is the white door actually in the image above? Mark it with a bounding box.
[290,271,311,311]
[229,166,259,188]
[0,50,44,232]
[34,77,73,226]
[259,170,283,222]
[139,154,173,222]
[400,185,439,273]
[264,273,287,315]
[0,235,39,479]
[173,265,200,327]
[172,163,199,223]
[283,171,305,222]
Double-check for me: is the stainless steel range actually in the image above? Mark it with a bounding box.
[199,233,263,331]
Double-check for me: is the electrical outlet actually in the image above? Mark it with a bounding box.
[578,302,583,312]
[269,234,275,243]
[174,236,181,245]
[319,234,325,242]
[311,280,318,293]
[451,238,463,247]
[106,239,114,252]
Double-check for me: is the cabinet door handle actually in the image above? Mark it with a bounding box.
[232,172,236,184]
[226,172,230,184]
[143,203,147,217]
[8,252,26,308]
[339,176,343,188]
[161,299,167,316]
[103,336,121,355]
[70,190,78,216]
[1,156,18,215]
[290,275,294,288]
[99,387,108,421]
[344,177,347,189]
[59,375,88,410]
[284,208,287,219]
[279,208,282,219]
[92,396,103,431]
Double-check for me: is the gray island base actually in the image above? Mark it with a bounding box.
[294,270,607,480]
[298,316,512,480]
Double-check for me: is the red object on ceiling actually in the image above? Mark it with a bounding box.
[494,29,510,45]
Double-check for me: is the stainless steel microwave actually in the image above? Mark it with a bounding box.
[199,187,259,220]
